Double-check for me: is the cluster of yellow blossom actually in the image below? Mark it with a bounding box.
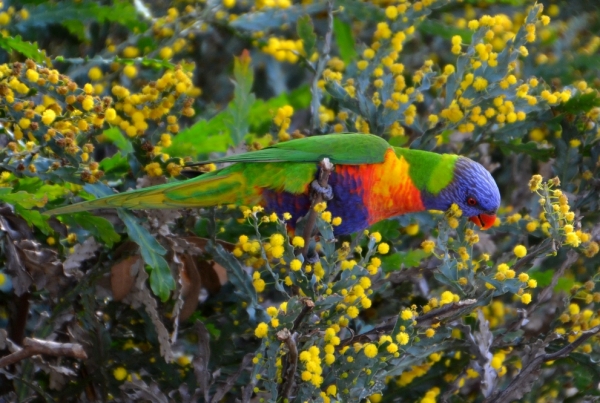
[435,7,576,135]
[255,0,292,10]
[254,302,287,339]
[419,386,441,403]
[482,300,510,328]
[490,349,509,377]
[422,291,460,314]
[299,345,324,387]
[491,262,536,302]
[273,105,294,141]
[0,56,198,185]
[110,67,195,139]
[365,230,391,255]
[396,362,432,387]
[261,37,304,64]
[329,0,445,133]
[0,4,29,28]
[557,297,600,344]
[445,203,463,229]
[529,175,598,256]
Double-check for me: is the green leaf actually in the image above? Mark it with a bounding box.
[555,277,574,293]
[14,177,68,202]
[0,35,46,63]
[225,51,256,146]
[163,113,231,159]
[99,152,129,175]
[0,188,46,209]
[369,220,400,240]
[118,210,173,301]
[248,85,311,134]
[102,127,133,155]
[15,205,52,235]
[559,91,600,114]
[333,17,357,64]
[527,268,553,287]
[59,212,121,247]
[148,256,175,303]
[381,250,427,272]
[297,15,317,59]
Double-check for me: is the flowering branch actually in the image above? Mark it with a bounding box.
[483,325,600,403]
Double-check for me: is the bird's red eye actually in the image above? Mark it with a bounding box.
[467,197,477,206]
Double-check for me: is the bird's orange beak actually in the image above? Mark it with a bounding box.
[469,213,496,230]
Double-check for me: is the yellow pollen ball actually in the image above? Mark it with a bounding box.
[363,343,378,358]
[513,245,527,258]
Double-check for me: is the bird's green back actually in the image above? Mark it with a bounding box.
[202,133,390,165]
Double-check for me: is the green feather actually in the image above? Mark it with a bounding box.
[196,133,390,165]
[393,148,458,194]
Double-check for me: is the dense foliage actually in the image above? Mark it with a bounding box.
[1,0,600,401]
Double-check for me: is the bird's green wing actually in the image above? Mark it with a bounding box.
[195,133,391,165]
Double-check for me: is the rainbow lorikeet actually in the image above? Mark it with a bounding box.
[46,134,500,234]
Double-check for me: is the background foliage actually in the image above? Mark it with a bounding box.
[1,0,600,402]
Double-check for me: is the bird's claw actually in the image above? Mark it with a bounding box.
[311,180,333,200]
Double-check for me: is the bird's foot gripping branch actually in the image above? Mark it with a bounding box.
[302,157,334,260]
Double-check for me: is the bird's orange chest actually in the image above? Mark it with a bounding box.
[337,149,425,224]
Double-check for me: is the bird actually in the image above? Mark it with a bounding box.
[45,133,500,235]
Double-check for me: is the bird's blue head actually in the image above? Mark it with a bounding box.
[421,157,501,229]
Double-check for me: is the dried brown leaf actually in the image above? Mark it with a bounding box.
[198,260,226,295]
[111,255,141,301]
[179,254,202,321]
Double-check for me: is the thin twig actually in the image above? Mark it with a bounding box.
[0,337,87,368]
[292,298,315,331]
[543,325,600,361]
[301,158,334,260]
[277,329,299,402]
[309,0,334,132]
[340,299,479,347]
[210,353,254,403]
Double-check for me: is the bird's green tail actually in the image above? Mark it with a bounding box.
[45,170,257,215]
